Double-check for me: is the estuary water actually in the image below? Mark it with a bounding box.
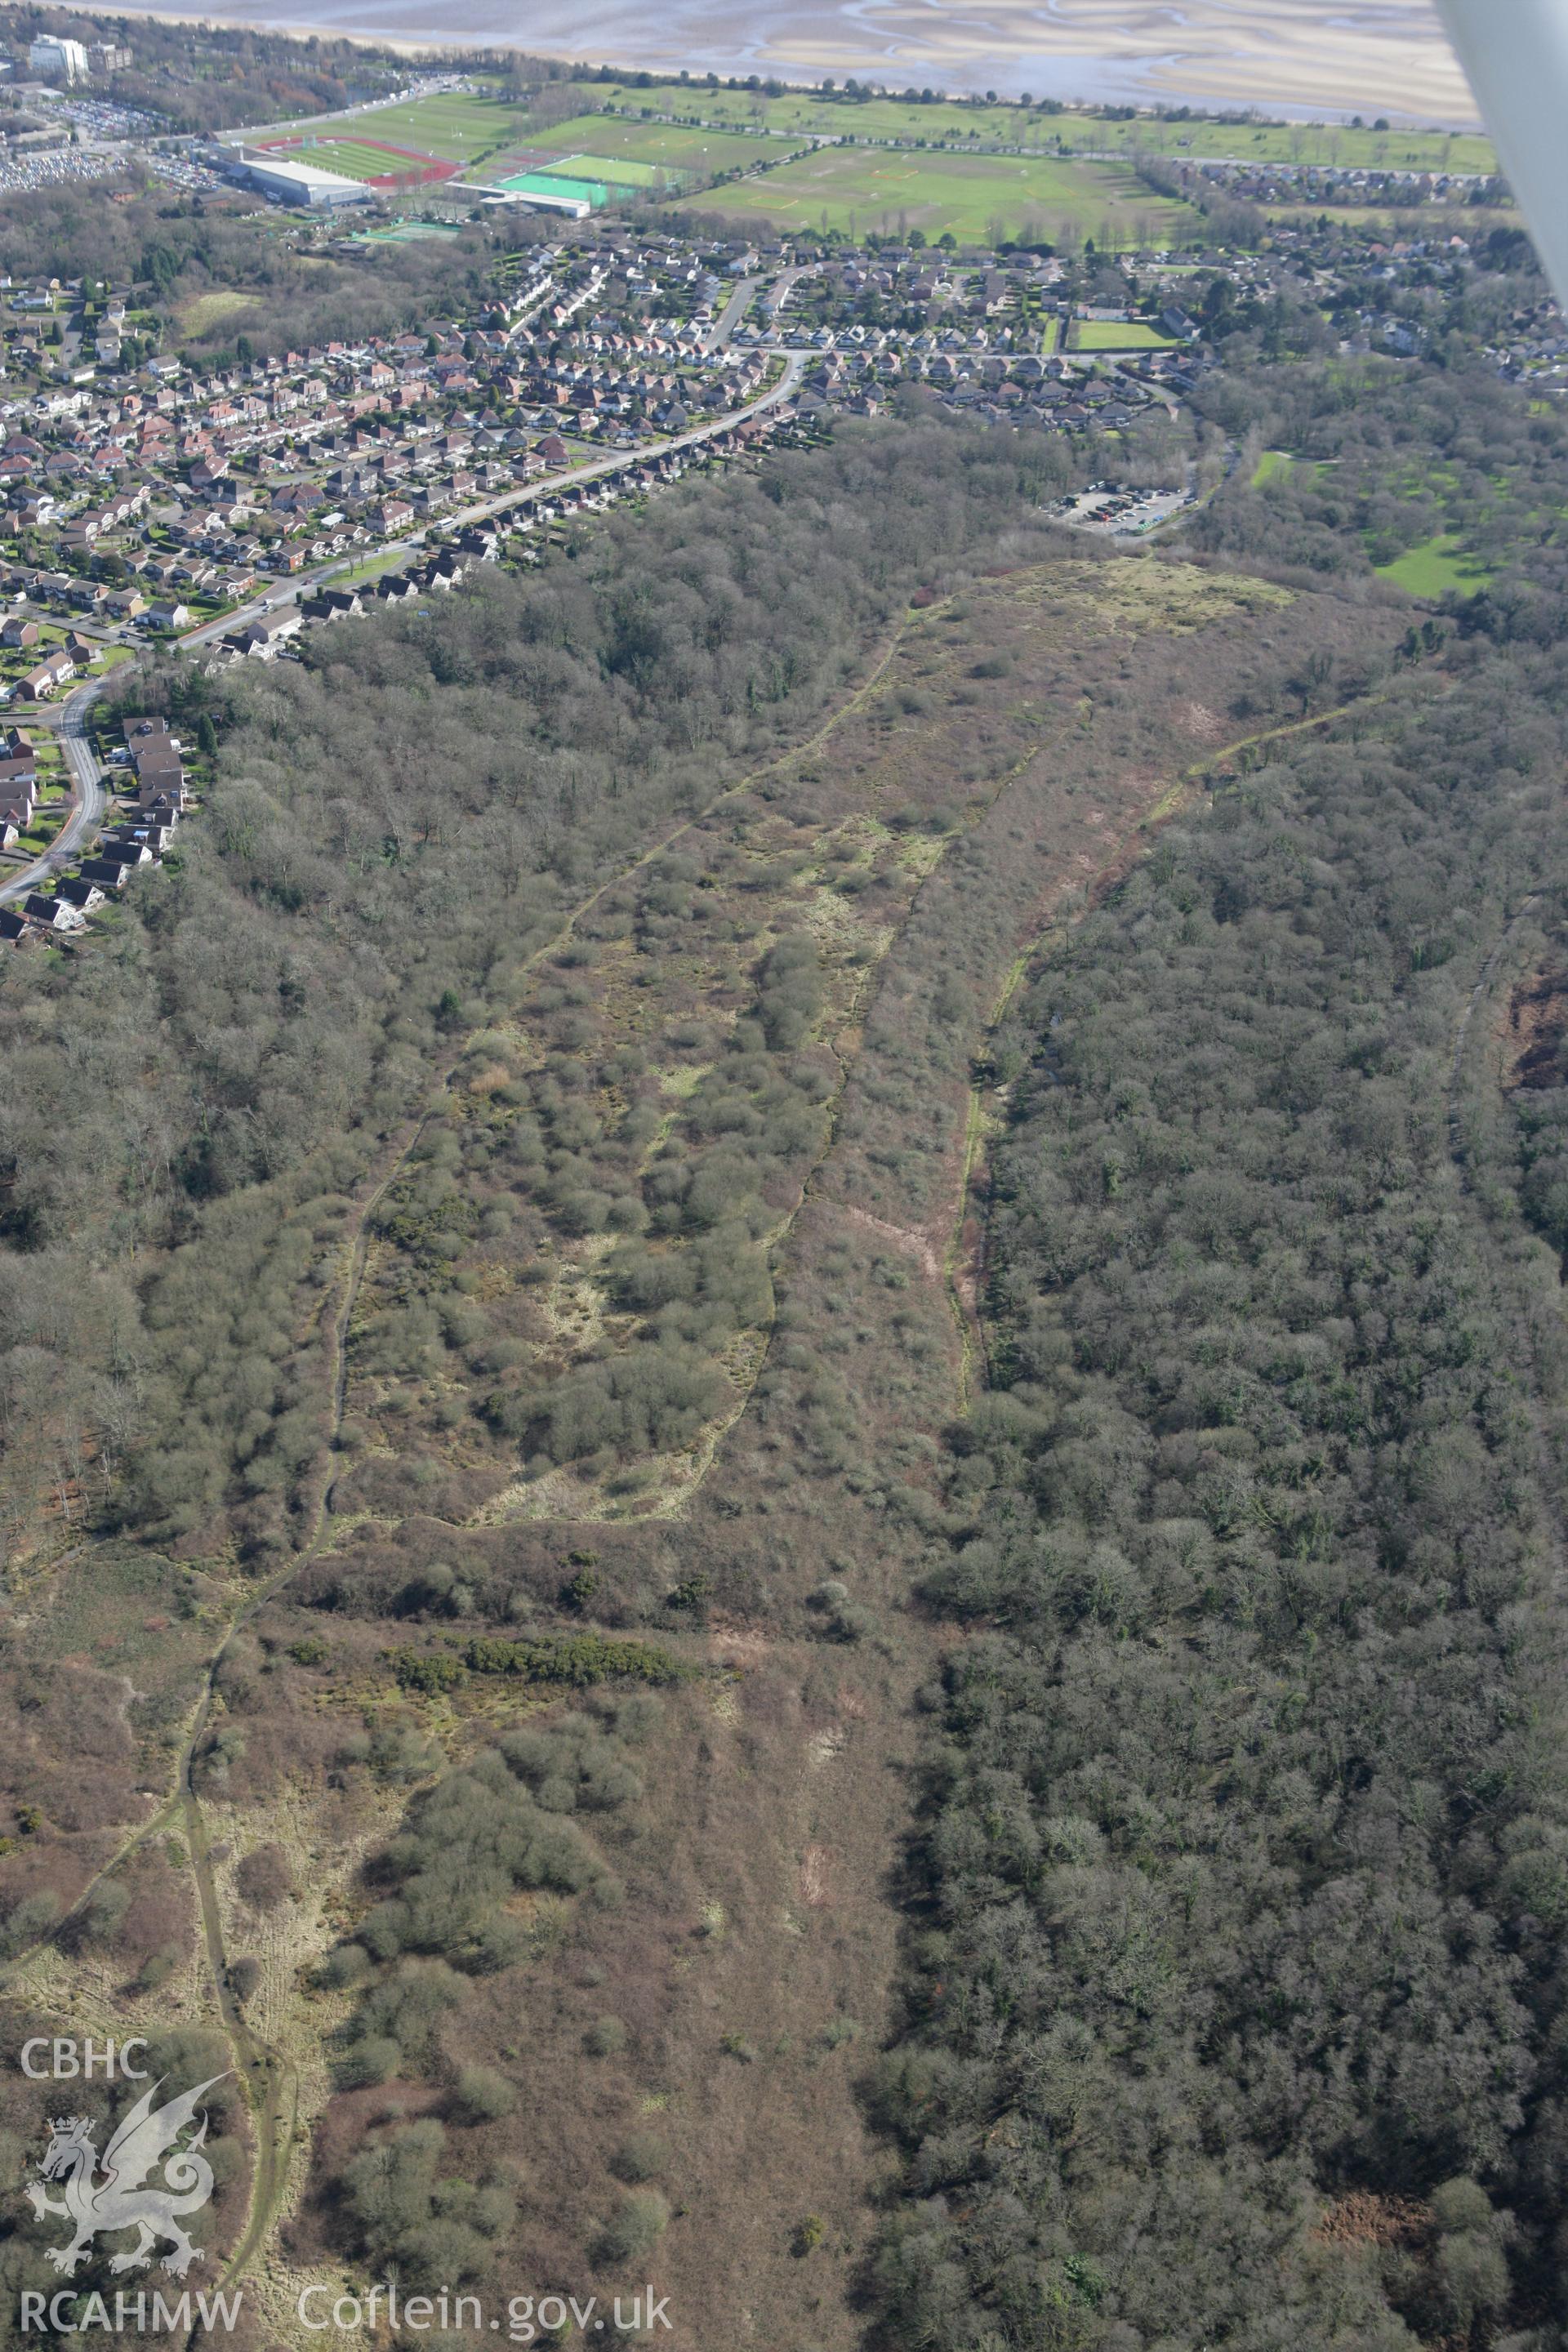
[98,0,1477,127]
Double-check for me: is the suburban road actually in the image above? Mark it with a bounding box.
[0,675,111,910]
[0,351,808,909]
[708,274,763,350]
[183,346,808,653]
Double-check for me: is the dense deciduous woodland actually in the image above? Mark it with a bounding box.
[1196,359,1568,610]
[0,182,518,361]
[874,636,1568,2349]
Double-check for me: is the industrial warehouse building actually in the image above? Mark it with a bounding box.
[227,152,372,207]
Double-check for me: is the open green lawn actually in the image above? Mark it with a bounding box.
[571,82,1048,147]
[1375,532,1493,598]
[567,82,1495,174]
[671,149,1197,246]
[350,220,463,243]
[1073,319,1178,350]
[176,288,262,337]
[1252,449,1295,487]
[332,550,406,587]
[1263,201,1517,230]
[1113,119,1494,172]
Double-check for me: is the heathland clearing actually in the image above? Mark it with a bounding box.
[1375,530,1493,596]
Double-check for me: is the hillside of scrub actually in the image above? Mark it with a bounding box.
[0,401,1417,2345]
[323,554,1330,1540]
[215,550,1409,2350]
[243,576,1407,2350]
[0,421,1103,2331]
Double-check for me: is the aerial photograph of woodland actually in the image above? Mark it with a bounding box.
[1,0,1567,2348]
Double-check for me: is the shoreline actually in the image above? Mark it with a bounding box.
[65,0,1481,130]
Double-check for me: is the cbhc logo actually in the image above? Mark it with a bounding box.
[20,2040,149,2080]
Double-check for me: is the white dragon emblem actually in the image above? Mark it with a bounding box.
[25,2074,225,2279]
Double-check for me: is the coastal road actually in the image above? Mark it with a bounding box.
[0,674,110,909]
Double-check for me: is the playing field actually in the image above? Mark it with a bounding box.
[568,83,1496,176]
[270,90,537,170]
[1062,117,1495,172]
[1073,319,1179,350]
[263,136,444,182]
[671,149,1198,246]
[523,114,793,175]
[550,151,664,188]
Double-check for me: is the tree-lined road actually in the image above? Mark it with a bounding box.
[0,352,808,913]
[181,346,808,652]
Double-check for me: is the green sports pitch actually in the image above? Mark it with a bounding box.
[547,151,666,189]
[670,149,1200,246]
[568,82,1496,176]
[270,90,537,168]
[270,137,425,180]
[519,114,795,175]
[495,171,611,207]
